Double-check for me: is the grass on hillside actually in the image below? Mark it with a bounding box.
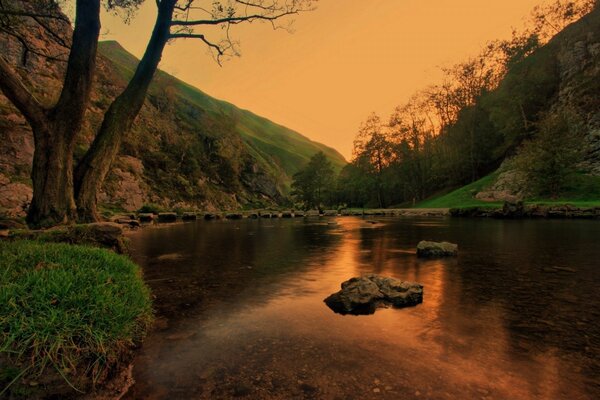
[416,173,600,209]
[415,174,502,209]
[0,241,153,397]
[97,40,347,183]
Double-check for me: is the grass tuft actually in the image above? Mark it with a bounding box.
[0,241,153,396]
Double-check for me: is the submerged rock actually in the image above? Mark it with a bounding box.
[324,274,423,315]
[416,241,458,257]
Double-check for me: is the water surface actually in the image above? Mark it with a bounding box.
[124,217,600,399]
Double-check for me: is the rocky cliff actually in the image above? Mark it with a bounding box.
[0,7,346,218]
[476,6,600,201]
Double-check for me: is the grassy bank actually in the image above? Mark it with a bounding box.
[0,241,153,398]
[415,174,502,209]
[415,173,600,209]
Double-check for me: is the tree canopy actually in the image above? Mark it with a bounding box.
[291,152,334,210]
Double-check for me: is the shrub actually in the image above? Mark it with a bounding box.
[0,241,153,398]
[137,203,164,214]
[514,109,584,197]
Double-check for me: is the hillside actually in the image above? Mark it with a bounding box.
[0,24,345,217]
[99,41,346,179]
[417,5,600,208]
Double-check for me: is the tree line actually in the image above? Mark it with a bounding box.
[292,0,597,210]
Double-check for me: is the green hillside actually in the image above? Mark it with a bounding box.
[98,41,346,183]
[416,172,600,209]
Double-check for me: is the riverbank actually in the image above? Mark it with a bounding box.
[0,240,153,399]
[450,202,600,219]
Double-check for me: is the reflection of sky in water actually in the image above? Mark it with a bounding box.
[125,217,600,400]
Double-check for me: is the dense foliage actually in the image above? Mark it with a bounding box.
[291,151,335,210]
[335,0,596,208]
[513,110,584,197]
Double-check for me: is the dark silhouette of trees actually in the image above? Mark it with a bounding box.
[0,0,314,227]
[337,0,596,208]
[291,151,334,210]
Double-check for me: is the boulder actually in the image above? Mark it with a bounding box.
[138,213,154,222]
[501,201,525,218]
[248,213,259,219]
[204,213,217,220]
[416,241,458,257]
[293,211,305,217]
[324,274,423,315]
[182,212,197,221]
[158,212,178,223]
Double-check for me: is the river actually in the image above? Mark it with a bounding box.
[123,216,600,399]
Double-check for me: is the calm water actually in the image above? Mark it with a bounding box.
[124,217,600,400]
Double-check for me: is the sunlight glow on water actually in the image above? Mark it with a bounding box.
[125,217,600,399]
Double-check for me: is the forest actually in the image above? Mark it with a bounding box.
[291,0,599,210]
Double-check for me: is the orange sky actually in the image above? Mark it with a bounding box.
[102,0,541,160]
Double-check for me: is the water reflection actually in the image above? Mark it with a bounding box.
[125,217,600,399]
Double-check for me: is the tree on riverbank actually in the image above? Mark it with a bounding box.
[292,152,334,210]
[0,0,315,227]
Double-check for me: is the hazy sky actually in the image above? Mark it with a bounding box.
[102,0,541,160]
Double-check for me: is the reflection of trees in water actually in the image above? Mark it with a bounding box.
[129,220,342,320]
[351,218,600,393]
[444,219,600,391]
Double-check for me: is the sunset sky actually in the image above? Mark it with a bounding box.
[102,0,542,160]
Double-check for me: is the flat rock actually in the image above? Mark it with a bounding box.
[182,212,197,221]
[416,241,458,257]
[324,274,423,315]
[158,212,177,222]
[138,213,154,222]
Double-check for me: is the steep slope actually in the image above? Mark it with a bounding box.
[0,20,345,217]
[419,6,600,207]
[99,41,346,178]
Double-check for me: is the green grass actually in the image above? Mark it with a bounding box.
[415,172,600,209]
[98,41,347,185]
[0,241,153,397]
[415,174,502,209]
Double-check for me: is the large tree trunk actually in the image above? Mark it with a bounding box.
[30,0,101,227]
[0,0,100,227]
[27,123,77,227]
[74,0,176,222]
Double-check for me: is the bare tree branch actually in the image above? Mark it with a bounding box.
[0,26,68,64]
[170,33,225,54]
[0,55,47,129]
[170,10,299,26]
[0,9,70,23]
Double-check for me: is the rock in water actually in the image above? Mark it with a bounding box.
[324,274,423,315]
[182,212,197,221]
[158,212,178,223]
[416,241,458,257]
